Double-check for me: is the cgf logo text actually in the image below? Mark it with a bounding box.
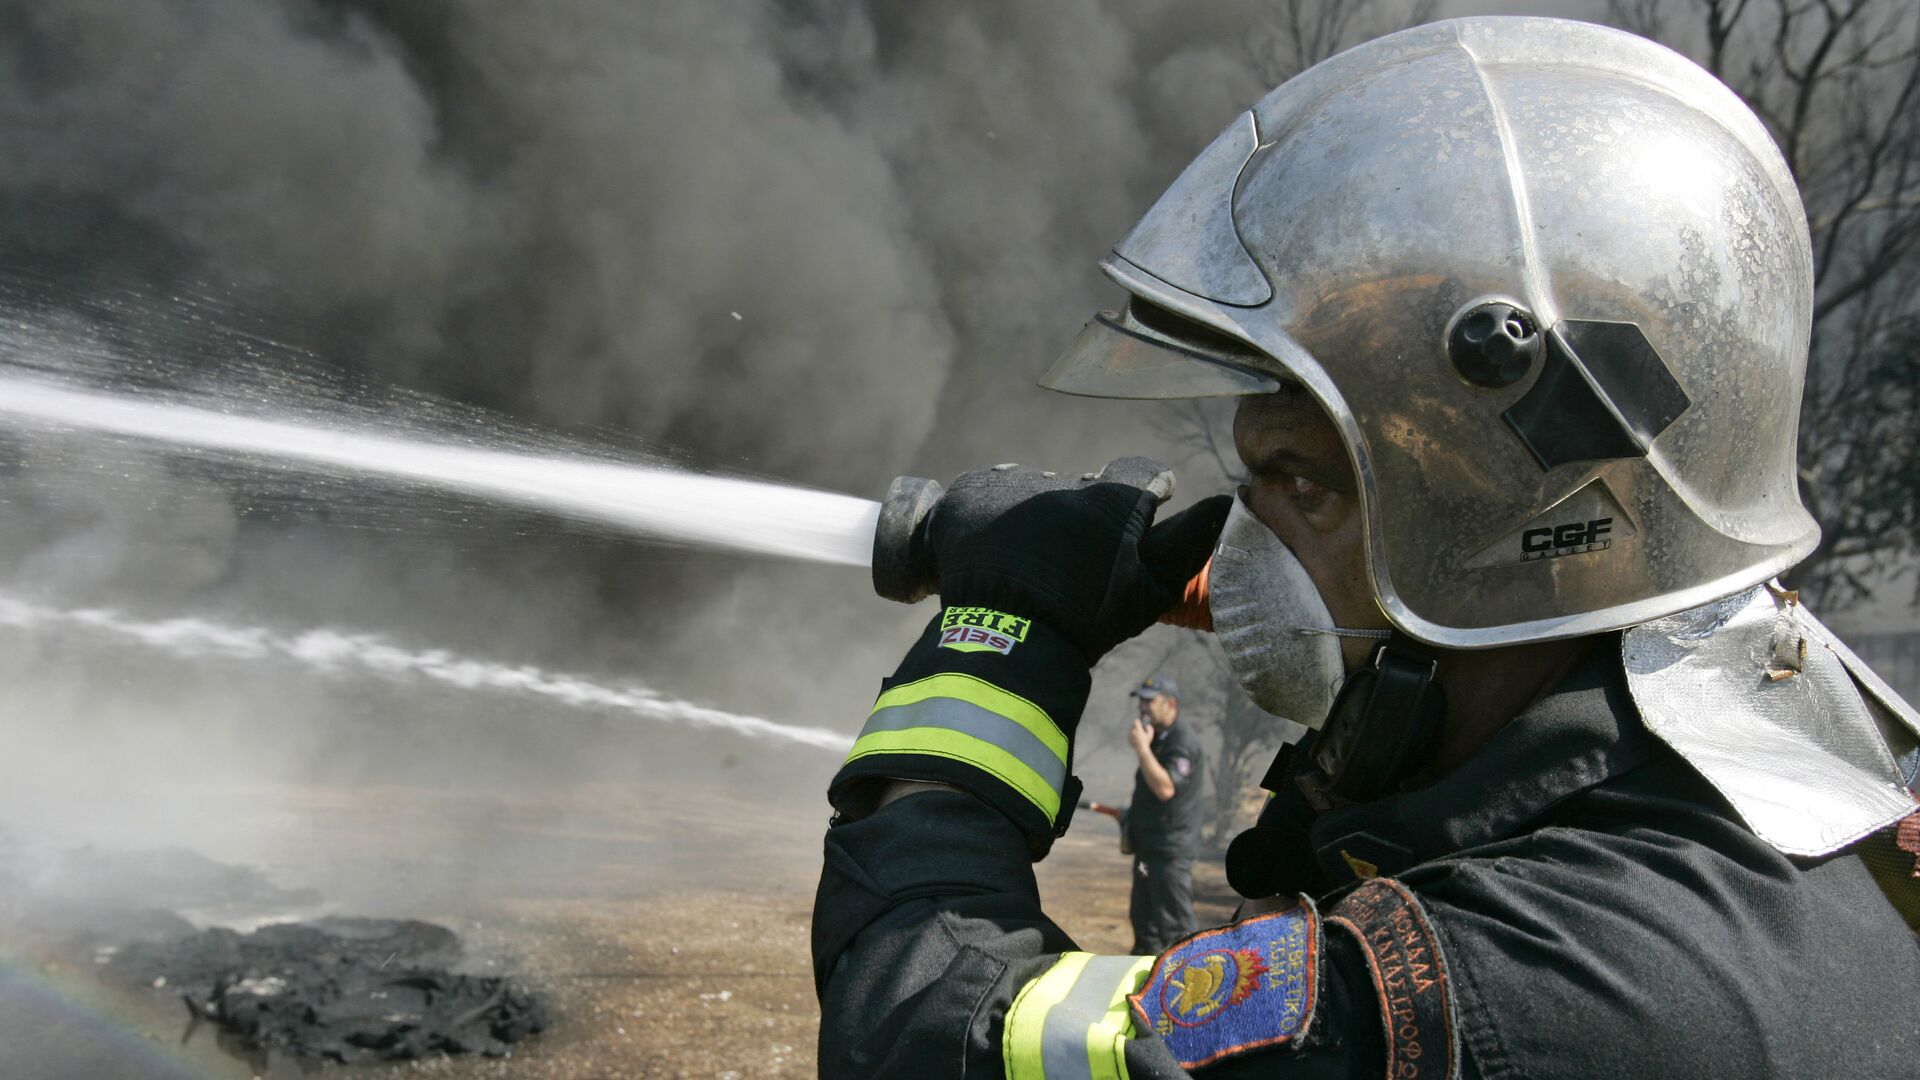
[1520,517,1613,561]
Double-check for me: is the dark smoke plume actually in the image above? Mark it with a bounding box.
[0,1,1563,881]
[0,1,1341,491]
[0,0,1363,672]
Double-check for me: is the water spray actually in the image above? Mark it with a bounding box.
[0,376,1216,624]
[0,376,880,568]
[0,591,852,753]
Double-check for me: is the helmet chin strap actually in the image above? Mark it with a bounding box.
[1294,632,1447,811]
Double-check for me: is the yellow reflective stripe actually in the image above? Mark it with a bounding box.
[1004,953,1154,1080]
[843,727,1063,820]
[1084,956,1153,1080]
[875,674,1068,763]
[1005,952,1093,1080]
[849,673,1070,821]
[860,697,1068,794]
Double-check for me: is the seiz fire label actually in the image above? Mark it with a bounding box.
[937,607,1032,655]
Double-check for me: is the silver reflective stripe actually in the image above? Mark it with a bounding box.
[1040,954,1149,1080]
[863,697,1067,795]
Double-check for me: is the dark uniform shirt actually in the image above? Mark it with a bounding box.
[1127,722,1204,857]
[813,649,1920,1078]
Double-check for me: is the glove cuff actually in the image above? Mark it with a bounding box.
[828,606,1091,858]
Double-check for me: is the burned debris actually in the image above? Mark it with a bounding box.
[3,837,546,1064]
[151,918,546,1063]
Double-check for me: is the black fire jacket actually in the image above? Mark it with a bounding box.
[812,651,1920,1079]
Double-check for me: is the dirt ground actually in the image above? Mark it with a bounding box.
[400,835,1238,1079]
[5,779,1242,1079]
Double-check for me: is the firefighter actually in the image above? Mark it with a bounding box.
[1123,675,1204,955]
[813,17,1920,1079]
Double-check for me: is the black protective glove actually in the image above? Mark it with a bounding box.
[932,456,1229,663]
[829,457,1230,855]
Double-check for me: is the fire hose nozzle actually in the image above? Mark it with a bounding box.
[871,474,945,604]
[871,472,1214,630]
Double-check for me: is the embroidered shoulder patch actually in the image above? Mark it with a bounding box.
[1327,878,1460,1080]
[1127,900,1320,1069]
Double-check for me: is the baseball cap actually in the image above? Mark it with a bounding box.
[1130,675,1180,700]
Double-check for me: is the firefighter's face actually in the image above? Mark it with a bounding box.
[1233,388,1388,671]
[1137,694,1177,728]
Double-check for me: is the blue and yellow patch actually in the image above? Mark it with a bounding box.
[1128,900,1320,1069]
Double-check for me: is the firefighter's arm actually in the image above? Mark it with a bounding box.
[814,784,1394,1079]
[816,463,1220,1074]
[1131,724,1178,802]
[812,785,1083,1076]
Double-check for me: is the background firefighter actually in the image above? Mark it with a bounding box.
[1123,675,1204,955]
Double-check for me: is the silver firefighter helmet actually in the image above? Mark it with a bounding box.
[1044,16,1818,649]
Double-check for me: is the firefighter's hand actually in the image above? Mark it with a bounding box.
[829,457,1221,853]
[829,460,1228,856]
[932,457,1229,663]
[1127,716,1155,755]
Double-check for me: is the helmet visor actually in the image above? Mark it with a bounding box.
[1040,300,1282,400]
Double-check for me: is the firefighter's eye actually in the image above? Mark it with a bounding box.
[1275,473,1331,512]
